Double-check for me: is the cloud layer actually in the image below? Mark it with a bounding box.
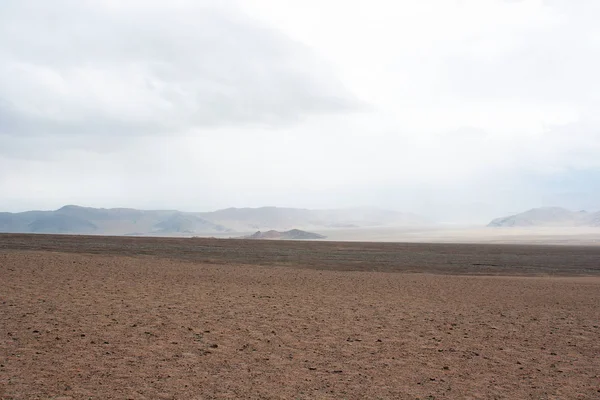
[1,0,599,222]
[0,0,357,144]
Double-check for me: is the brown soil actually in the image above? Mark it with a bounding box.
[1,235,600,399]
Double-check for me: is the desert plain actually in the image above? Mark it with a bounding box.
[1,234,600,399]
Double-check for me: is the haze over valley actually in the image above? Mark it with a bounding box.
[1,204,598,245]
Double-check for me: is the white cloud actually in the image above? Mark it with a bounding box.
[0,0,358,142]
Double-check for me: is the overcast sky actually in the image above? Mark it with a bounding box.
[1,0,599,222]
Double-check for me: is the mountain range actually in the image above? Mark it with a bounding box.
[487,207,600,227]
[0,205,429,236]
[2,205,598,236]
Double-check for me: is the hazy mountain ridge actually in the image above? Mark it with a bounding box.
[28,214,99,234]
[198,206,429,231]
[0,205,429,236]
[241,229,327,240]
[0,206,220,236]
[153,213,229,234]
[488,207,600,227]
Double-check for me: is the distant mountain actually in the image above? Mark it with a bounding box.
[152,213,229,234]
[488,207,600,227]
[242,229,326,240]
[28,214,98,234]
[0,210,49,233]
[198,206,429,231]
[0,205,429,236]
[0,205,228,236]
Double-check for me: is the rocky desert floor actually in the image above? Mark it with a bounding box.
[1,234,600,399]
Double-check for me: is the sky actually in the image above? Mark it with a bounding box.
[1,0,599,222]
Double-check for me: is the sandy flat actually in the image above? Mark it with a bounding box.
[316,226,600,246]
